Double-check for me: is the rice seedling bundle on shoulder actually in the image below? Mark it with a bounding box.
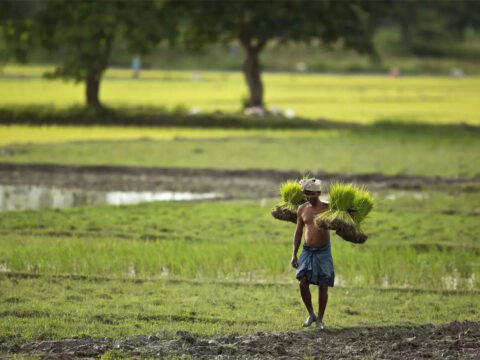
[316,182,374,244]
[271,180,306,224]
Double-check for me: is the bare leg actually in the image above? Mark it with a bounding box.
[299,277,316,326]
[299,277,314,314]
[318,286,328,322]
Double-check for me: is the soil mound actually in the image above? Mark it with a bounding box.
[4,321,479,359]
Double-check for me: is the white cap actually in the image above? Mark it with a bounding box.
[299,178,322,192]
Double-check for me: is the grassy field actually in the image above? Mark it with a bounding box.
[1,276,477,342]
[0,68,479,350]
[1,188,479,342]
[1,123,479,177]
[1,66,480,124]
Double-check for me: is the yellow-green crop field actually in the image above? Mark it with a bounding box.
[2,65,480,124]
[1,66,479,357]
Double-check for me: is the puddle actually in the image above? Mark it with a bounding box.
[385,191,429,201]
[0,185,222,211]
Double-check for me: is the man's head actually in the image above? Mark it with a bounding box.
[299,178,322,205]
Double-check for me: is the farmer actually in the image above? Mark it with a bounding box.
[291,178,334,330]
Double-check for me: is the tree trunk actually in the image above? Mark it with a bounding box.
[399,20,413,53]
[85,34,112,108]
[243,47,263,108]
[86,70,101,108]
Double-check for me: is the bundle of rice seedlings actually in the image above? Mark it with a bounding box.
[316,182,373,244]
[351,187,374,225]
[280,180,306,211]
[271,180,306,223]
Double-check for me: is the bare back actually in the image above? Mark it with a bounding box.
[298,201,330,248]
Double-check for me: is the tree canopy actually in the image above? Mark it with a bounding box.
[389,0,480,57]
[34,0,176,107]
[2,0,479,109]
[0,0,39,63]
[179,0,385,107]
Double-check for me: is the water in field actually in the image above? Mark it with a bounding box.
[0,184,222,211]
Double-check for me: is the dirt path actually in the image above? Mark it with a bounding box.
[1,163,478,199]
[3,321,479,359]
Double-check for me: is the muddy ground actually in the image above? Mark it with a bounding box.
[2,320,478,359]
[1,163,479,199]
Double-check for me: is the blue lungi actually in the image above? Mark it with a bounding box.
[296,242,335,287]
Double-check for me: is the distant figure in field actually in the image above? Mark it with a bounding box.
[132,56,141,79]
[291,178,334,330]
[389,67,400,78]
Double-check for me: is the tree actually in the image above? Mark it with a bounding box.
[0,0,39,64]
[35,0,176,108]
[389,0,480,57]
[179,0,384,108]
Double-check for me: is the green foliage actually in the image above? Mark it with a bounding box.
[388,0,480,57]
[279,180,306,211]
[0,0,39,63]
[180,0,385,106]
[34,0,176,106]
[181,0,383,55]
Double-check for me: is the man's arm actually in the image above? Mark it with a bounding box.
[291,206,304,268]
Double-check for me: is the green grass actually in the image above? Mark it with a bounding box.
[1,66,480,124]
[1,275,478,343]
[1,122,479,177]
[0,188,479,344]
[0,125,332,146]
[0,106,327,129]
[0,190,479,288]
[1,65,479,347]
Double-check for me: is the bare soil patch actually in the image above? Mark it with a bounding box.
[3,321,479,359]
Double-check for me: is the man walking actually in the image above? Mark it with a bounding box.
[291,178,334,330]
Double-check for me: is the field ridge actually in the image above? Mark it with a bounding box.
[1,163,479,192]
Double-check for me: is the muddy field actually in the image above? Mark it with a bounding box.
[1,163,478,199]
[2,320,478,359]
[2,163,479,359]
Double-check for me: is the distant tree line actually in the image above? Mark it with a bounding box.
[1,0,479,108]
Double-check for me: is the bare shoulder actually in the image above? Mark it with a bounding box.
[317,200,329,214]
[297,202,308,214]
[320,200,329,209]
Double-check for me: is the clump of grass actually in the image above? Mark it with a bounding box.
[279,180,306,212]
[317,182,374,243]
